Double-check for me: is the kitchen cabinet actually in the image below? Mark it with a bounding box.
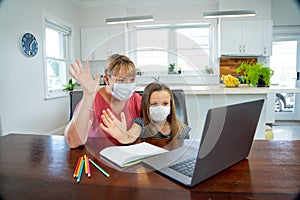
[219,20,272,56]
[262,20,273,56]
[81,25,125,60]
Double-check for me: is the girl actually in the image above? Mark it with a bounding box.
[64,54,142,148]
[100,82,191,144]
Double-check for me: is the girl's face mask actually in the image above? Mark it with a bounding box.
[149,106,170,122]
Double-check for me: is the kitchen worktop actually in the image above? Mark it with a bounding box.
[136,84,300,95]
[136,84,300,140]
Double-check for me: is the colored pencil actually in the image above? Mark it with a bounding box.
[73,156,83,178]
[89,158,110,177]
[84,154,88,175]
[86,155,91,177]
[77,159,85,183]
[75,156,84,178]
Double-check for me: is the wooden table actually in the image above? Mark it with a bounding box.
[0,134,299,200]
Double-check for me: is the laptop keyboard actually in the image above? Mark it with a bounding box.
[169,157,196,178]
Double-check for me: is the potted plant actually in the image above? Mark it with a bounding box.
[168,63,176,74]
[236,60,274,87]
[63,78,79,92]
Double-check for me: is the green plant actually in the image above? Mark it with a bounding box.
[236,60,274,87]
[63,79,79,91]
[168,63,175,72]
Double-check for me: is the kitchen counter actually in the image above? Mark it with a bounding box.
[137,84,300,95]
[136,84,300,140]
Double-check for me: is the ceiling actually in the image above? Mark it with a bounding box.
[69,0,217,8]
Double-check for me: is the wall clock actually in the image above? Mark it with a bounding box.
[21,32,38,57]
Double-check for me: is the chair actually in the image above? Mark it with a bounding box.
[172,90,189,125]
[69,89,188,125]
[69,90,83,120]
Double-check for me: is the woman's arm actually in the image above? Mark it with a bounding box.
[100,109,141,144]
[64,60,100,148]
[64,94,94,148]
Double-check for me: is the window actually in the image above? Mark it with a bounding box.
[131,24,211,73]
[270,40,297,112]
[44,17,72,98]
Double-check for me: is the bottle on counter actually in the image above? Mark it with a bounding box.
[178,67,182,74]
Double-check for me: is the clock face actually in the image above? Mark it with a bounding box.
[21,33,38,57]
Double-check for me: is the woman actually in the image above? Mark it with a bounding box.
[64,54,142,148]
[100,82,191,144]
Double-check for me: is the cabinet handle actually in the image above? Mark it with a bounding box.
[243,45,245,53]
[239,45,242,53]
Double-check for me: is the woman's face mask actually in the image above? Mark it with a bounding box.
[111,81,136,100]
[149,106,170,122]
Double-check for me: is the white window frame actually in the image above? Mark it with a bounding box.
[127,23,213,74]
[42,13,74,99]
[272,26,300,120]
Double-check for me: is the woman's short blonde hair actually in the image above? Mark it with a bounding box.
[104,54,136,77]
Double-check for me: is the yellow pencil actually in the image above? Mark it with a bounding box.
[84,154,88,175]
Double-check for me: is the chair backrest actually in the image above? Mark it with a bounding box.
[69,90,83,120]
[172,89,189,125]
[69,89,188,125]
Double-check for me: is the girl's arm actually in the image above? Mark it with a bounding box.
[100,109,141,144]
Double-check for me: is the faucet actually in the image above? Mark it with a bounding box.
[150,76,160,82]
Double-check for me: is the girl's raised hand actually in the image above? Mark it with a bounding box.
[69,59,100,96]
[100,109,127,140]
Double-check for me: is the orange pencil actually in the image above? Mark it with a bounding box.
[75,156,84,178]
[86,155,91,177]
[73,156,83,178]
[84,154,88,175]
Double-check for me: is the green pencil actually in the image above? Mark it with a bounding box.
[89,158,110,177]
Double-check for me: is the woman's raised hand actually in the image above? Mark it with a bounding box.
[69,59,100,95]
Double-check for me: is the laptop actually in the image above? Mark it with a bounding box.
[143,99,264,187]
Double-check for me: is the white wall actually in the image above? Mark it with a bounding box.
[272,0,300,26]
[0,0,80,135]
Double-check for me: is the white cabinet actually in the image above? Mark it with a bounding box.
[81,28,95,60]
[262,20,273,56]
[81,25,125,60]
[219,20,272,56]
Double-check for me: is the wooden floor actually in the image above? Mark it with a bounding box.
[266,120,300,140]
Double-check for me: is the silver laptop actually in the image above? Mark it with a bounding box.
[143,99,264,187]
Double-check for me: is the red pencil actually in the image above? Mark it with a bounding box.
[73,156,83,178]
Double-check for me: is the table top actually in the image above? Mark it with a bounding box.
[0,133,299,200]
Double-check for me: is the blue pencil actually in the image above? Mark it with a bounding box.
[77,159,85,183]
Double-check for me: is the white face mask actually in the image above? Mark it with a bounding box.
[111,82,136,100]
[149,106,170,122]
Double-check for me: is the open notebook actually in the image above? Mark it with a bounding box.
[100,142,168,167]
